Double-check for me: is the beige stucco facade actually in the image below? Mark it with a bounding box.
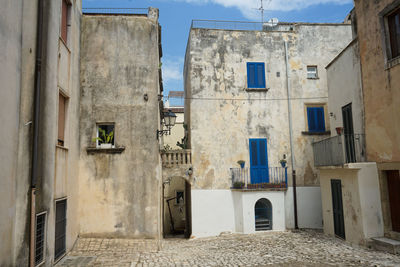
[78,11,163,239]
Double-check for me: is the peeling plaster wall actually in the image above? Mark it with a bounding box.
[184,24,351,234]
[185,25,352,191]
[79,12,162,239]
[354,0,400,163]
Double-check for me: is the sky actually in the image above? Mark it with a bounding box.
[83,0,354,106]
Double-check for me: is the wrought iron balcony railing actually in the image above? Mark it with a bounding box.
[230,167,288,189]
[312,134,366,167]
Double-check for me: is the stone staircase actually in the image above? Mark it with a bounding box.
[371,237,400,254]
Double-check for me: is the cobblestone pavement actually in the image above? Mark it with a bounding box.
[58,230,400,267]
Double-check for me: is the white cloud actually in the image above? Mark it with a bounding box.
[162,56,184,82]
[171,0,352,19]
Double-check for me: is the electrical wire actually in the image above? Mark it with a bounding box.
[182,96,328,101]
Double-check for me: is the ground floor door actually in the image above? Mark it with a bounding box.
[250,139,269,184]
[387,170,400,232]
[331,179,345,239]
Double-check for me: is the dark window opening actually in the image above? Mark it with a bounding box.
[58,93,67,146]
[35,213,46,266]
[96,124,115,147]
[55,199,67,261]
[388,8,400,59]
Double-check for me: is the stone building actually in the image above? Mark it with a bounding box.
[183,21,352,237]
[316,0,400,250]
[0,2,163,266]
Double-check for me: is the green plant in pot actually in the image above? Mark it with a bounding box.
[237,160,245,168]
[233,181,245,189]
[279,154,287,168]
[93,128,114,148]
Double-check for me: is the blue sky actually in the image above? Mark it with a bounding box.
[83,0,354,105]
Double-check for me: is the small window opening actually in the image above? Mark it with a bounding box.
[307,66,318,79]
[387,7,400,59]
[54,199,67,261]
[176,191,184,205]
[35,212,46,266]
[58,93,67,146]
[61,0,71,44]
[96,124,115,148]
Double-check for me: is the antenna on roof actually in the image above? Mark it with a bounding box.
[254,0,271,24]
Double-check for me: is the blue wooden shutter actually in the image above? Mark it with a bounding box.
[250,139,269,184]
[256,63,266,88]
[307,107,325,132]
[247,63,256,88]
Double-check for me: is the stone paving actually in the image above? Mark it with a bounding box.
[58,230,400,267]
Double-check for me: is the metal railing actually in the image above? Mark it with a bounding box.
[161,149,192,167]
[191,20,293,32]
[82,8,149,15]
[230,167,287,189]
[312,134,366,167]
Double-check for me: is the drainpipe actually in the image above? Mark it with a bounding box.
[284,41,299,230]
[30,0,44,266]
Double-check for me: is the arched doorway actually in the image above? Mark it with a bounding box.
[255,198,272,231]
[162,176,192,238]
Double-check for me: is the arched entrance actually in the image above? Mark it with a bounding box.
[255,198,272,231]
[162,176,192,238]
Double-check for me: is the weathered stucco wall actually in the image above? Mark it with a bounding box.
[320,163,383,245]
[354,0,400,163]
[185,24,352,190]
[326,39,364,136]
[79,12,162,238]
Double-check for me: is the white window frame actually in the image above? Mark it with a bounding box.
[96,123,115,148]
[307,65,318,79]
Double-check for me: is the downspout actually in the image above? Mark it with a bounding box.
[284,41,299,230]
[30,0,44,266]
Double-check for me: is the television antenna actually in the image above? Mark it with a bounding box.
[254,0,271,24]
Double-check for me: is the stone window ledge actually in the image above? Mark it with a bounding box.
[86,147,125,154]
[385,56,400,70]
[245,88,270,92]
[301,131,331,136]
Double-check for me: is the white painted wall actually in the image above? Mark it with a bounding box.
[191,189,286,237]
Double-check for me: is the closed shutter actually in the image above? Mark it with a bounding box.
[247,63,256,88]
[61,0,68,43]
[256,63,265,88]
[58,94,66,146]
[250,139,269,184]
[307,107,325,132]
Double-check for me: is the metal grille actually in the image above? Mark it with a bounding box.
[55,199,67,261]
[35,213,46,266]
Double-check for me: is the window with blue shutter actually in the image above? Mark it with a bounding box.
[249,138,269,184]
[307,107,325,132]
[247,62,266,88]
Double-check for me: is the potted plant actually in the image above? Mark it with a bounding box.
[237,160,245,168]
[233,181,245,189]
[279,154,287,168]
[93,128,114,148]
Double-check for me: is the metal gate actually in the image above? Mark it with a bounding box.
[55,199,67,261]
[331,179,345,239]
[387,170,400,232]
[342,103,355,163]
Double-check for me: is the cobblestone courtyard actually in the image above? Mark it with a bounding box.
[58,230,400,267]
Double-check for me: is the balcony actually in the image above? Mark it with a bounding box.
[230,167,288,190]
[312,134,366,167]
[161,149,192,167]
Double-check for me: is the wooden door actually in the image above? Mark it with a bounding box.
[342,103,355,163]
[331,179,345,239]
[249,139,269,184]
[387,170,400,232]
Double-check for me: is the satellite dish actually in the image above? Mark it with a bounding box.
[267,18,279,27]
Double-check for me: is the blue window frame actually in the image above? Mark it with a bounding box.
[307,107,325,132]
[249,138,269,184]
[247,62,266,88]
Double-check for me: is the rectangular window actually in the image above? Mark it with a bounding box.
[388,7,400,59]
[54,199,67,261]
[61,0,70,43]
[176,191,184,205]
[307,66,318,79]
[96,124,115,148]
[307,106,326,132]
[35,212,46,266]
[247,62,266,88]
[58,93,67,146]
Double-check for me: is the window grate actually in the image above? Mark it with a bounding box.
[35,213,46,266]
[55,199,67,261]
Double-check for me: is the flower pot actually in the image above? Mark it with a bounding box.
[280,161,286,168]
[336,127,343,135]
[240,162,245,168]
[100,143,112,149]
